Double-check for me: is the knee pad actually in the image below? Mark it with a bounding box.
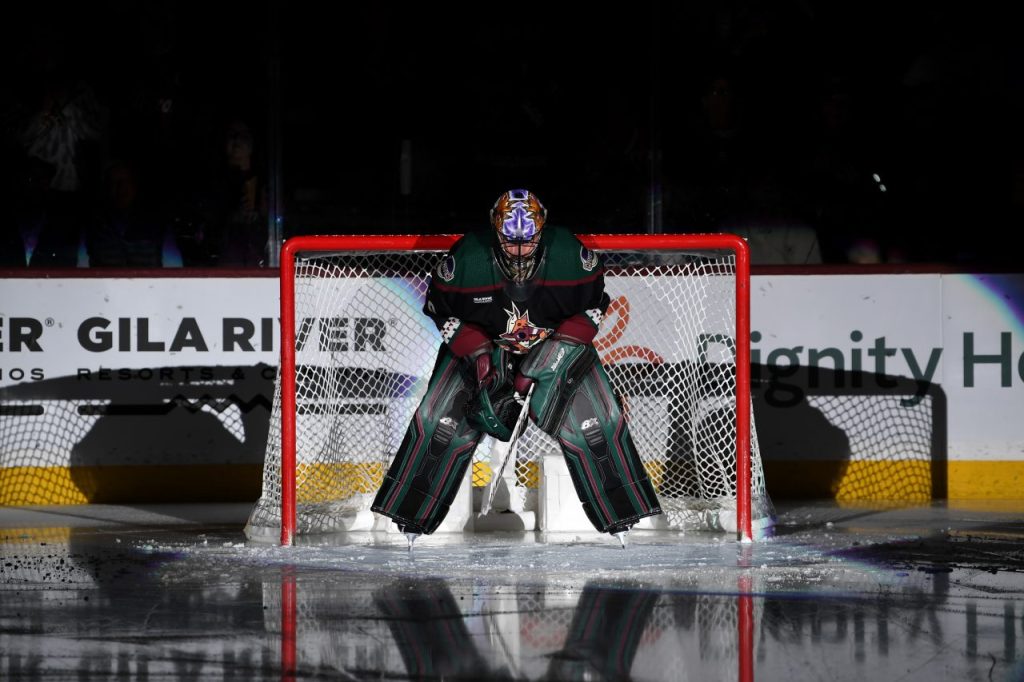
[413,412,461,486]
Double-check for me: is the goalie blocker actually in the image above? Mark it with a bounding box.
[371,337,662,535]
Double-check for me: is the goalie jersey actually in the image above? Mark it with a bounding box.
[425,225,611,355]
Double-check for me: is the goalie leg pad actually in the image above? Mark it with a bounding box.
[519,338,597,434]
[372,347,482,534]
[555,364,662,533]
[547,584,660,681]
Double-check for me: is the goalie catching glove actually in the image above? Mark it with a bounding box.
[465,382,525,441]
[463,345,522,441]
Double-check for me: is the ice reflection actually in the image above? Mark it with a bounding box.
[274,574,752,681]
[0,526,1021,681]
[268,572,1021,681]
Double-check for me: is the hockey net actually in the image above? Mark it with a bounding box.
[245,234,773,544]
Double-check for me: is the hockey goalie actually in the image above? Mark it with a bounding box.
[371,189,662,543]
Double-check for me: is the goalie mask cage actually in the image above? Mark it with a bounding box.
[245,234,773,544]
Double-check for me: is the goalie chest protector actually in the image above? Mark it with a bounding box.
[424,226,610,355]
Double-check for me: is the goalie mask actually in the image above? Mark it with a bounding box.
[491,189,547,283]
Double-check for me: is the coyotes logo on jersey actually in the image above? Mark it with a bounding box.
[499,301,552,354]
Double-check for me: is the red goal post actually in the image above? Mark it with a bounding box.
[267,233,765,545]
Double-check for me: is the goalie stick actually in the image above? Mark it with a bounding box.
[479,382,535,517]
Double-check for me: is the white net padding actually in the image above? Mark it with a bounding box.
[245,240,773,539]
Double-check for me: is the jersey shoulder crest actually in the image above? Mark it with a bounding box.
[436,254,456,282]
[579,244,598,271]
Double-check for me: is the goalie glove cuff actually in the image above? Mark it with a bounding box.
[513,372,534,396]
[449,322,492,358]
[553,313,600,345]
[472,349,496,389]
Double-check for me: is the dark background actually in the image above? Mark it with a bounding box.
[2,1,1021,267]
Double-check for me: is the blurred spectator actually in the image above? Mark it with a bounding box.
[200,118,267,267]
[665,70,755,231]
[798,74,895,263]
[664,65,819,263]
[120,52,207,224]
[86,159,168,267]
[113,50,214,267]
[8,21,106,267]
[894,6,1011,265]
